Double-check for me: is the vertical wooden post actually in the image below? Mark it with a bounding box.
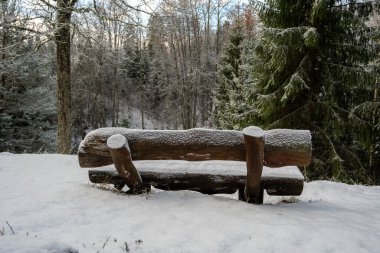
[107,134,144,193]
[242,126,265,204]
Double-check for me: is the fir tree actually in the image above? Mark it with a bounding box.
[244,0,380,183]
[213,22,244,129]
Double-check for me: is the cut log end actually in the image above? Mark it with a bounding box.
[107,134,127,150]
[242,126,265,139]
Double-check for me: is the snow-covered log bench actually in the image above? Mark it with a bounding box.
[78,127,312,204]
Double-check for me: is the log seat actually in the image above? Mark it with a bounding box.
[88,161,304,196]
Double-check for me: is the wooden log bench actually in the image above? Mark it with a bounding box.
[78,126,312,204]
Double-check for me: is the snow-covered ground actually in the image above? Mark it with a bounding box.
[119,105,169,130]
[1,153,380,253]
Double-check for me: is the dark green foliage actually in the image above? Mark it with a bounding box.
[0,27,56,153]
[213,23,244,129]
[240,0,380,184]
[119,118,130,128]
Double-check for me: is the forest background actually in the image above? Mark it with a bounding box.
[1,0,379,184]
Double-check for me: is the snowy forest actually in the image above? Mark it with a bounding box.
[1,0,380,184]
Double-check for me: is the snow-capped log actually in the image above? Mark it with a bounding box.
[242,126,265,204]
[78,128,312,168]
[88,167,304,196]
[106,134,143,193]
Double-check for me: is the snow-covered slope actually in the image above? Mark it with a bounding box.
[1,153,380,253]
[119,105,170,130]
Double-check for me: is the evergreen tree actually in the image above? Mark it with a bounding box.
[213,22,244,129]
[0,0,56,153]
[244,0,379,183]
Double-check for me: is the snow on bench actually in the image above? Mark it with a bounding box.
[78,127,312,204]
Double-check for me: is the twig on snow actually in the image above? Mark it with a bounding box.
[102,237,110,249]
[124,242,130,252]
[6,221,15,235]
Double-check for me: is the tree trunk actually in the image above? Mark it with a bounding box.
[1,0,8,87]
[140,92,145,129]
[55,0,76,153]
[111,65,117,127]
[373,87,379,183]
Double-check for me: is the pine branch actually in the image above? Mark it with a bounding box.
[325,62,366,72]
[267,104,307,129]
[331,103,375,127]
[338,146,368,181]
[313,124,343,163]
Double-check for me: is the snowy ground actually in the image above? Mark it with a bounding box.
[119,105,168,130]
[1,154,380,253]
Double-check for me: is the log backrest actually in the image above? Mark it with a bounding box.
[79,127,312,168]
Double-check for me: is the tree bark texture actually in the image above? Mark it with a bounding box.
[107,134,143,193]
[88,169,304,196]
[242,126,265,204]
[78,128,312,168]
[1,0,7,87]
[56,0,76,153]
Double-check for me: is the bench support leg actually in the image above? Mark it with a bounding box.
[242,126,265,204]
[107,134,145,193]
[238,187,264,203]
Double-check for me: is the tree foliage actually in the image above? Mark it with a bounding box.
[0,0,56,153]
[213,21,244,129]
[213,5,259,129]
[239,0,380,183]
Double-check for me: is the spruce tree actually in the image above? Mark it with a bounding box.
[245,0,379,183]
[213,22,244,129]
